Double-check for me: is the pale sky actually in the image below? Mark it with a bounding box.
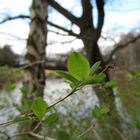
[0,0,140,55]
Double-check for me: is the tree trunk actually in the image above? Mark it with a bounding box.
[82,36,122,140]
[25,0,48,98]
[19,0,48,139]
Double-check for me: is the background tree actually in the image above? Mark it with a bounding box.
[0,45,19,67]
[46,1,122,138]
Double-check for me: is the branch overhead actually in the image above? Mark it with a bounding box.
[0,15,30,24]
[81,0,94,29]
[95,0,105,40]
[46,0,81,26]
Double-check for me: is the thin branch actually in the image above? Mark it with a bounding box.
[106,33,140,64]
[0,14,80,38]
[0,15,29,24]
[29,132,56,140]
[76,124,95,139]
[18,60,45,70]
[48,37,77,45]
[0,131,10,139]
[0,120,14,128]
[48,89,75,109]
[10,131,56,140]
[32,121,42,133]
[48,21,80,37]
[106,124,127,140]
[46,0,81,26]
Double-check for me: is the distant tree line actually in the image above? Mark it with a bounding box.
[0,45,19,66]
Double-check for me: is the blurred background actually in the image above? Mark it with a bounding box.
[0,0,140,140]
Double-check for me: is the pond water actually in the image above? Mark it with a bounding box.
[0,78,99,136]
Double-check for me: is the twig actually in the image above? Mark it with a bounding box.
[92,129,102,140]
[32,121,42,133]
[0,131,10,139]
[48,89,76,109]
[76,124,95,139]
[18,60,45,70]
[10,131,56,140]
[106,33,140,64]
[29,132,56,140]
[106,124,127,140]
[0,120,14,128]
[101,65,114,73]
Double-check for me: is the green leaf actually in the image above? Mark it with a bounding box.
[92,106,109,119]
[90,61,101,76]
[44,113,59,124]
[6,83,16,92]
[18,135,30,140]
[93,73,106,83]
[131,71,140,78]
[67,52,90,80]
[57,130,71,140]
[84,73,106,84]
[32,97,48,119]
[13,116,29,122]
[105,80,117,88]
[23,99,33,109]
[20,85,30,95]
[57,70,78,84]
[13,103,23,112]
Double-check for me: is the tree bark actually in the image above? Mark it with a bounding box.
[25,0,48,98]
[19,0,48,139]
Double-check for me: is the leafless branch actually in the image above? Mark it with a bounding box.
[0,131,10,139]
[106,33,140,64]
[0,14,80,38]
[46,0,81,26]
[18,60,45,70]
[48,21,80,37]
[95,0,105,40]
[9,131,56,140]
[0,15,30,24]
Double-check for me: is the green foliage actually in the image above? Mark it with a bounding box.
[1,52,108,140]
[57,130,71,140]
[20,85,30,96]
[131,71,140,78]
[5,82,16,92]
[32,97,48,119]
[18,135,31,140]
[23,99,33,110]
[57,52,105,90]
[13,116,31,123]
[67,52,90,80]
[0,45,19,67]
[105,80,117,88]
[0,66,24,89]
[57,70,79,84]
[84,73,106,84]
[92,106,109,119]
[90,61,101,76]
[44,113,59,124]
